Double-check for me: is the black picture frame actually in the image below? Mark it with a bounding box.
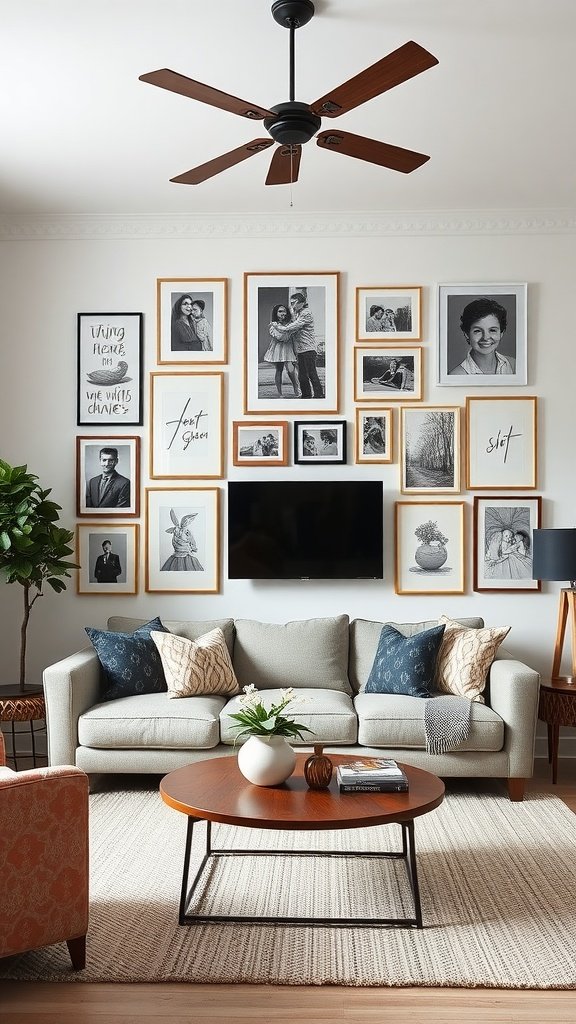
[293,420,347,465]
[77,312,144,426]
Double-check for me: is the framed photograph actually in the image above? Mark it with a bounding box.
[473,495,542,592]
[354,347,422,402]
[145,487,220,594]
[400,406,461,494]
[294,420,346,464]
[76,524,139,595]
[157,278,227,364]
[395,501,465,595]
[150,372,224,479]
[77,312,143,426]
[232,421,289,467]
[437,283,527,386]
[466,396,537,489]
[244,271,339,414]
[356,286,421,342]
[355,408,393,464]
[76,436,140,517]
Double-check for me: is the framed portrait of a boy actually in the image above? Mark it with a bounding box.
[356,286,421,342]
[145,487,220,594]
[438,283,527,386]
[473,495,542,592]
[355,408,393,464]
[76,524,139,595]
[157,278,227,364]
[244,272,339,414]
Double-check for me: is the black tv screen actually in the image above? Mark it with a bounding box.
[228,481,383,580]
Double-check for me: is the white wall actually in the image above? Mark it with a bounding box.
[1,212,574,754]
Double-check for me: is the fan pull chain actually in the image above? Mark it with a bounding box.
[290,147,294,207]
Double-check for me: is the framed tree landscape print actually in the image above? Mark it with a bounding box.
[356,286,421,342]
[395,501,465,595]
[466,396,537,489]
[77,312,143,426]
[473,495,542,592]
[145,487,219,594]
[244,272,339,414]
[437,283,527,386]
[157,277,227,364]
[400,406,461,494]
[150,372,224,479]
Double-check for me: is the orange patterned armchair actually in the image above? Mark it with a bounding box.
[0,730,89,969]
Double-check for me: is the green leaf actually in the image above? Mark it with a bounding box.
[0,531,11,551]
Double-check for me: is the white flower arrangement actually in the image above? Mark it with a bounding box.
[228,684,314,741]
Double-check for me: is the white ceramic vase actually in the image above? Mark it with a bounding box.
[237,734,296,787]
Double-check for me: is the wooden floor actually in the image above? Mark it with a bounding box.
[2,757,576,1024]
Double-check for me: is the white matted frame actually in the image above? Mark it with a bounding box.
[473,495,542,593]
[438,283,527,386]
[232,421,289,467]
[354,347,422,402]
[77,312,143,426]
[157,278,227,364]
[395,501,465,595]
[356,286,421,342]
[150,372,224,480]
[76,523,139,595]
[355,408,393,464]
[466,396,537,490]
[294,420,347,465]
[76,435,140,517]
[244,271,339,414]
[146,487,220,594]
[400,406,461,494]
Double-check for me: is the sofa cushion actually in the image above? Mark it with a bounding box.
[365,624,446,698]
[85,616,170,701]
[151,628,239,699]
[107,616,235,657]
[78,692,226,749]
[354,692,504,752]
[220,688,358,746]
[349,616,485,694]
[232,615,351,694]
[435,615,510,701]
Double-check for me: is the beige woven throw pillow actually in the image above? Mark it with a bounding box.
[150,628,239,699]
[435,615,510,701]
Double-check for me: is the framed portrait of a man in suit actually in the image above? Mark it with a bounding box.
[76,436,140,517]
[76,524,139,595]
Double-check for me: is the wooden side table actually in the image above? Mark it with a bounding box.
[0,685,46,771]
[538,677,576,784]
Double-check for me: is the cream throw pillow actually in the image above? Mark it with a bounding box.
[434,615,510,702]
[150,628,239,699]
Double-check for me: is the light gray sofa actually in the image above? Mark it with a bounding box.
[43,613,540,801]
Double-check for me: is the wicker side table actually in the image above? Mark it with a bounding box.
[0,685,46,771]
[538,677,576,784]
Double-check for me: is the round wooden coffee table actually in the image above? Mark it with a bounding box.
[160,753,445,930]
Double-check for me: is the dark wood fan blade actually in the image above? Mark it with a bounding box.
[311,41,439,118]
[265,145,302,185]
[316,129,429,173]
[170,139,275,185]
[139,69,274,120]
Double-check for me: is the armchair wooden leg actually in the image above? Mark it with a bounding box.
[507,778,526,802]
[66,935,86,970]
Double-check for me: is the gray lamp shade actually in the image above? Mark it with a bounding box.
[532,529,576,581]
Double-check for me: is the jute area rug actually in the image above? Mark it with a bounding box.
[2,784,576,988]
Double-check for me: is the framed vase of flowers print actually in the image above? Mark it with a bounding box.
[473,495,542,592]
[395,501,465,595]
[150,372,224,479]
[145,487,220,594]
[466,396,537,489]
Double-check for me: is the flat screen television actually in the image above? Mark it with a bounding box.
[228,480,383,580]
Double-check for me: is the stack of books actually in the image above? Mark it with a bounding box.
[336,758,409,793]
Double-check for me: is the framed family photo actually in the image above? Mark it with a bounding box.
[232,421,289,467]
[354,347,422,402]
[395,501,465,595]
[77,312,143,426]
[76,523,139,595]
[356,286,421,342]
[355,408,393,464]
[473,495,542,593]
[145,487,220,594]
[466,396,537,489]
[400,406,461,494]
[437,283,527,386]
[76,436,140,517]
[150,372,224,479]
[294,420,346,465]
[244,271,339,414]
[157,277,227,364]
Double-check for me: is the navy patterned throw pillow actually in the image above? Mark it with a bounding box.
[365,623,446,698]
[85,616,170,701]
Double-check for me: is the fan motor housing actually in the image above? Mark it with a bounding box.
[264,102,321,145]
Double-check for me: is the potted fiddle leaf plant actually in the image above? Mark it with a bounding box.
[0,458,78,692]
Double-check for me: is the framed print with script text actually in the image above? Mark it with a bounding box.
[150,372,224,479]
[466,396,537,489]
[77,312,143,426]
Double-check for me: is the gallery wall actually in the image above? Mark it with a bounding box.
[0,211,574,755]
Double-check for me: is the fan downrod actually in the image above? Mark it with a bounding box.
[271,0,314,29]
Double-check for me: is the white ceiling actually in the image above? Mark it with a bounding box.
[2,0,574,216]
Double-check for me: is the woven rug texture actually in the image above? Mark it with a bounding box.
[2,786,576,988]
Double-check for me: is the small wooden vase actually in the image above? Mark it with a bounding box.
[304,744,333,790]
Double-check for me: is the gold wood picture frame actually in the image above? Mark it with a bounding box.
[354,347,423,402]
[150,371,224,480]
[400,406,461,494]
[145,487,220,594]
[76,523,139,595]
[157,277,227,364]
[466,396,537,490]
[355,408,393,464]
[395,501,465,595]
[356,286,422,342]
[232,421,289,467]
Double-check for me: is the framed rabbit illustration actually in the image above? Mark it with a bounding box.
[145,487,220,593]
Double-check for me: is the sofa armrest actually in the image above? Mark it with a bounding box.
[488,650,540,778]
[43,648,101,766]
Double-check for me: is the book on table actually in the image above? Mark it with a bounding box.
[336,758,409,793]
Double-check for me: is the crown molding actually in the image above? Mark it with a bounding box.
[1,209,576,240]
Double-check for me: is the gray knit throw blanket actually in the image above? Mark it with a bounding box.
[424,694,472,755]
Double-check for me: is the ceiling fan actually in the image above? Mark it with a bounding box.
[139,0,439,187]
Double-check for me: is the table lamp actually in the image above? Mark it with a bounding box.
[532,528,576,680]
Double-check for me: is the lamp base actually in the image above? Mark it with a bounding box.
[552,589,576,679]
